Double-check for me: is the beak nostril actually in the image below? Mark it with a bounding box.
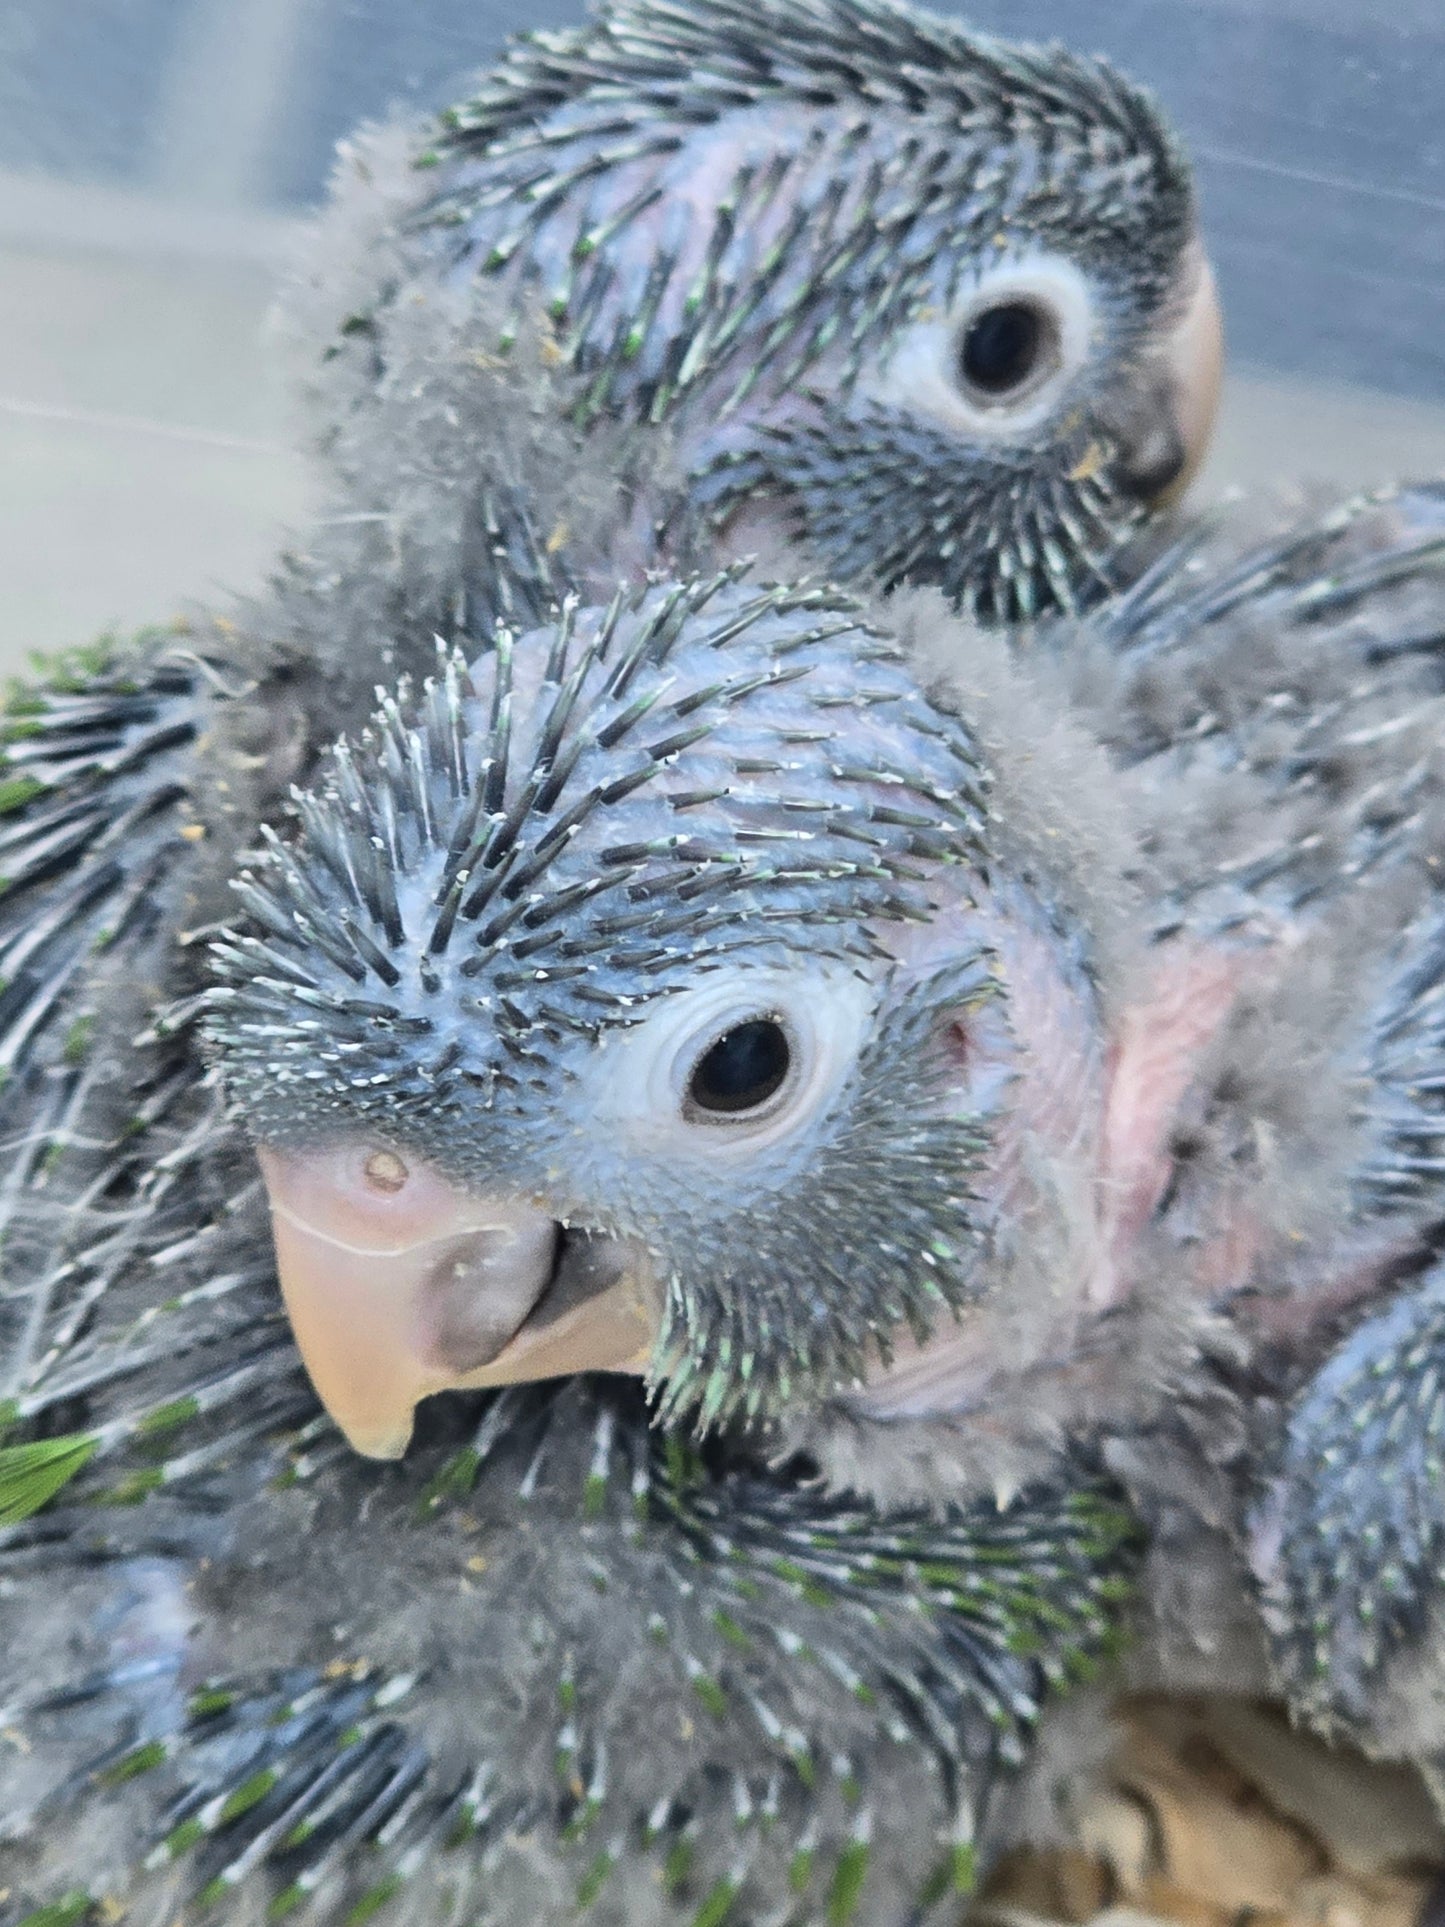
[362,1148,409,1195]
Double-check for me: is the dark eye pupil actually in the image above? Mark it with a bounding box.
[689,1019,791,1115]
[959,301,1044,397]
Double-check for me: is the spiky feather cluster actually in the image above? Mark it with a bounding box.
[689,407,1141,622]
[424,0,1191,415]
[2,1379,1139,1927]
[1251,1271,1445,1732]
[0,655,202,1086]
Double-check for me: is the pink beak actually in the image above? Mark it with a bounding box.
[257,1143,658,1460]
[1138,239,1225,508]
[1163,244,1225,503]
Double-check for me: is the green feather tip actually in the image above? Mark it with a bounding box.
[0,1431,99,1523]
[16,1895,93,1927]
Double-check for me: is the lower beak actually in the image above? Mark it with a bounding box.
[258,1147,658,1459]
[1113,240,1224,508]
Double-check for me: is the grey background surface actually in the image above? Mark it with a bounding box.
[0,0,1442,665]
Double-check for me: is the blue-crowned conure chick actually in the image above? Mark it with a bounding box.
[4,486,1445,1918]
[39,0,1218,746]
[0,574,1164,1926]
[218,482,1445,1501]
[292,0,1222,624]
[214,485,1445,1788]
[197,481,1445,1824]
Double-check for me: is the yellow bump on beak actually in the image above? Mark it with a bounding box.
[257,1146,657,1460]
[1067,441,1107,485]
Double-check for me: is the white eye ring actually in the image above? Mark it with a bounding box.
[584,965,875,1165]
[865,252,1097,440]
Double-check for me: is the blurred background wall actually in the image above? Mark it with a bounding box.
[0,0,1442,662]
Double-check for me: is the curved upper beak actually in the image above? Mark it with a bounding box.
[257,1145,659,1460]
[1111,239,1225,508]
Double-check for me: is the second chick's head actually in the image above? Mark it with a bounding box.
[207,576,1126,1462]
[317,0,1221,622]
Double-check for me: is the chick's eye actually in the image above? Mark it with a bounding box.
[687,1018,792,1118]
[958,298,1058,403]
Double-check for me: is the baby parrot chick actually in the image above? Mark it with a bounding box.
[0,576,1152,1926]
[298,0,1222,624]
[5,482,1445,1920]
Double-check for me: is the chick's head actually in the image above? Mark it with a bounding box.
[327,0,1220,621]
[208,577,1120,1458]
